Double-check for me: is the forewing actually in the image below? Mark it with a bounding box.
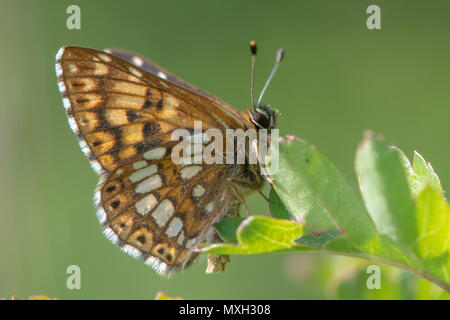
[104,48,207,94]
[104,47,244,122]
[55,46,245,174]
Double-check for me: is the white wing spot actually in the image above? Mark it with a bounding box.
[151,199,174,228]
[129,164,157,183]
[158,71,167,79]
[165,217,183,238]
[220,191,226,202]
[129,66,143,78]
[177,231,185,245]
[135,174,162,194]
[132,56,144,67]
[132,160,147,170]
[180,165,202,180]
[143,147,166,160]
[94,63,108,75]
[67,63,78,73]
[135,194,158,216]
[192,185,205,198]
[185,238,197,249]
[98,53,112,63]
[205,202,214,214]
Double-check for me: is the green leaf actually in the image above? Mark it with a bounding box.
[416,277,450,300]
[199,216,308,254]
[391,147,444,197]
[266,136,378,247]
[296,230,340,248]
[324,236,362,254]
[355,133,417,255]
[413,186,450,285]
[215,217,245,244]
[390,146,417,195]
[413,151,444,195]
[200,134,450,292]
[269,188,291,220]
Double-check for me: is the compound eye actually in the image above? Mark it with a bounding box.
[251,112,270,129]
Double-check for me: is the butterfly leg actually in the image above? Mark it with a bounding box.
[258,188,270,203]
[229,183,251,215]
[258,185,279,218]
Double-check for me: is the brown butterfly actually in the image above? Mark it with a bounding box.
[55,42,283,277]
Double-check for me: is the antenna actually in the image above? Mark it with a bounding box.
[250,41,257,109]
[257,47,285,106]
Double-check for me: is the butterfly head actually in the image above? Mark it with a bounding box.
[248,41,283,130]
[249,104,279,130]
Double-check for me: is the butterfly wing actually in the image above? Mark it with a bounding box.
[55,46,240,275]
[104,47,241,118]
[98,158,233,275]
[56,46,250,172]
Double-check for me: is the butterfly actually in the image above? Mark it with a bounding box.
[55,42,283,277]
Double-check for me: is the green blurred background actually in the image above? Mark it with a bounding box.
[1,0,449,299]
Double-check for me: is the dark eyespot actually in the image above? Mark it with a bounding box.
[111,200,121,209]
[251,112,270,129]
[106,185,117,193]
[137,234,146,244]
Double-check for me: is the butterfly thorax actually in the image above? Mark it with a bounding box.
[226,106,279,199]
